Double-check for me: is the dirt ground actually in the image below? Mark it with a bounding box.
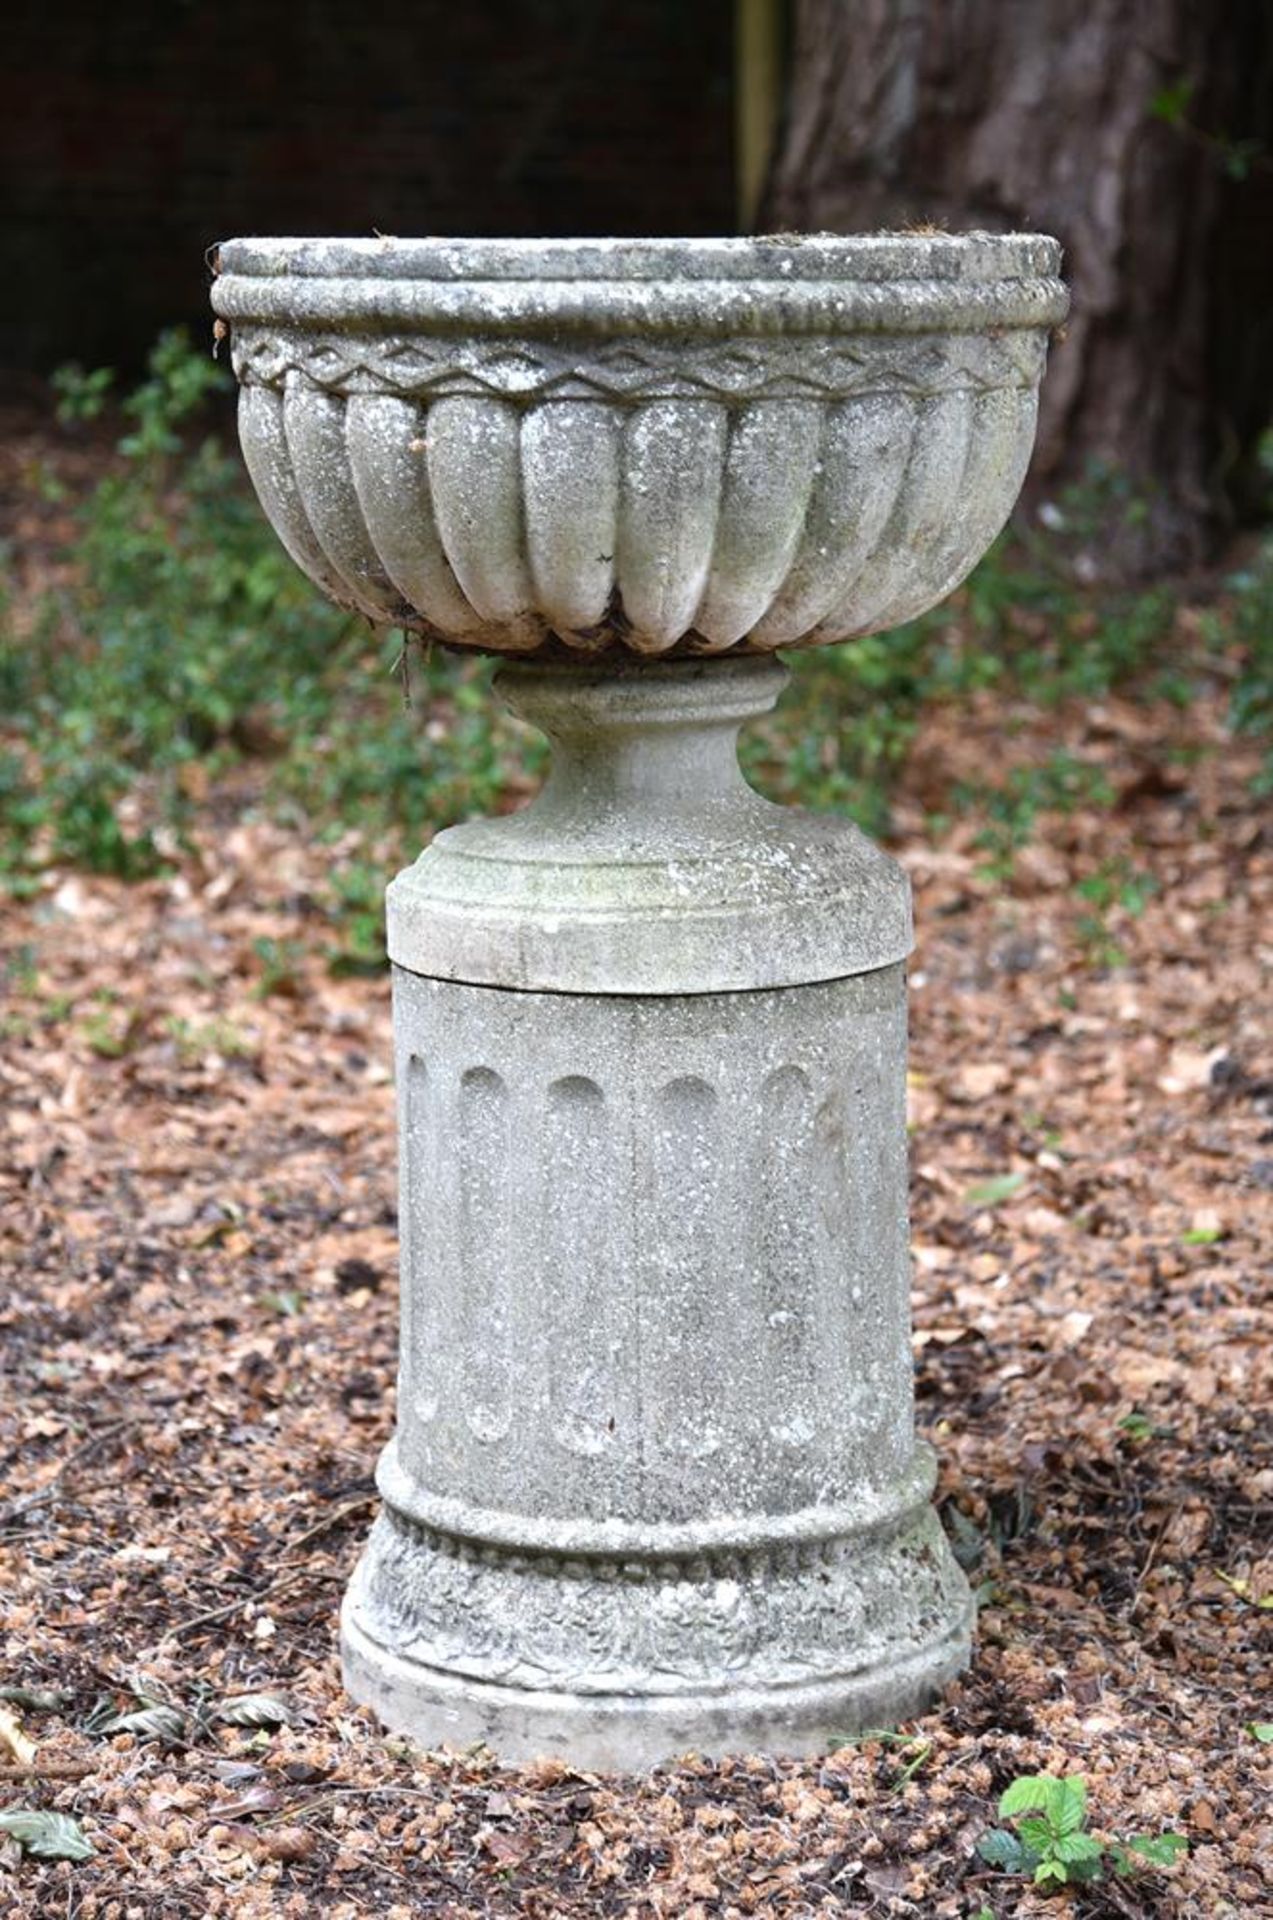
[1,674,1270,1917]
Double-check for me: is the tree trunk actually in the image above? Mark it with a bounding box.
[765,0,1273,578]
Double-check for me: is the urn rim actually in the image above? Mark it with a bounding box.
[212,232,1068,336]
[215,230,1062,286]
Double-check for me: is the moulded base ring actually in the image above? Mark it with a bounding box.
[340,1585,974,1772]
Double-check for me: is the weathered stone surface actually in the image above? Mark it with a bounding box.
[214,230,1065,1765]
[341,957,972,1765]
[213,234,1067,658]
[341,1510,971,1771]
[388,658,912,994]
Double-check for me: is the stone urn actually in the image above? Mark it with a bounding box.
[213,234,1067,1767]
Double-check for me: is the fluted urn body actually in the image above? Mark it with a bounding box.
[214,234,1065,1767]
[214,234,1065,659]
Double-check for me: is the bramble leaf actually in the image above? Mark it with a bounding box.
[976,1827,1026,1871]
[999,1773,1056,1819]
[1054,1832,1102,1866]
[1054,1776,1088,1835]
[1126,1832,1189,1867]
[1017,1816,1054,1855]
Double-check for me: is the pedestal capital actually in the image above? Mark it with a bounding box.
[387,657,912,995]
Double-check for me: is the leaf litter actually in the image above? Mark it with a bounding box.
[0,493,1269,1914]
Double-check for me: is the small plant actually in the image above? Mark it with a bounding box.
[51,362,115,423]
[825,1727,934,1790]
[82,1001,143,1059]
[164,1015,257,1064]
[327,859,389,976]
[1076,859,1157,919]
[960,752,1116,882]
[978,1772,1187,1889]
[1116,1408,1173,1445]
[1229,538,1273,792]
[252,935,305,998]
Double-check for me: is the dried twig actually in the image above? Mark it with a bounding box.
[281,1495,377,1562]
[160,1567,308,1643]
[0,1419,133,1525]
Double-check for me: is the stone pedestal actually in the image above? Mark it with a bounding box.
[340,660,972,1766]
[214,228,1067,1766]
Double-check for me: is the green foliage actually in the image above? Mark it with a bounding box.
[1108,1833,1191,1873]
[1117,1409,1164,1444]
[1227,539,1273,791]
[0,332,540,946]
[326,858,391,976]
[962,753,1116,882]
[1148,69,1265,180]
[252,934,304,998]
[51,362,115,423]
[3,333,1271,965]
[1180,1222,1224,1246]
[964,1172,1026,1208]
[164,1015,256,1063]
[1149,74,1197,127]
[978,1772,1187,1891]
[2,329,355,888]
[1072,857,1158,968]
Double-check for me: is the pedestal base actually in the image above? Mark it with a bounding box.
[342,1578,972,1772]
[339,958,972,1766]
[340,660,972,1766]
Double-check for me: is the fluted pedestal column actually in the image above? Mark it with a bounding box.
[340,657,971,1766]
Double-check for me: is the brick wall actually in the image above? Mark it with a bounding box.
[3,0,734,372]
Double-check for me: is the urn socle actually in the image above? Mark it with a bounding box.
[213,233,1067,1767]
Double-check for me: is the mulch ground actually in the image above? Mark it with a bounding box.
[1,664,1270,1916]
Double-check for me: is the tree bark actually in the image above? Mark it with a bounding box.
[765,0,1273,577]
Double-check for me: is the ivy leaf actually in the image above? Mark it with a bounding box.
[1149,75,1196,125]
[99,1703,187,1745]
[976,1827,1026,1871]
[208,1692,296,1729]
[0,1808,94,1862]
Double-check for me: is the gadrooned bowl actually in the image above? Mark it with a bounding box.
[212,234,1067,660]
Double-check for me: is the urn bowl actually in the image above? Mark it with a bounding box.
[212,235,1067,660]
